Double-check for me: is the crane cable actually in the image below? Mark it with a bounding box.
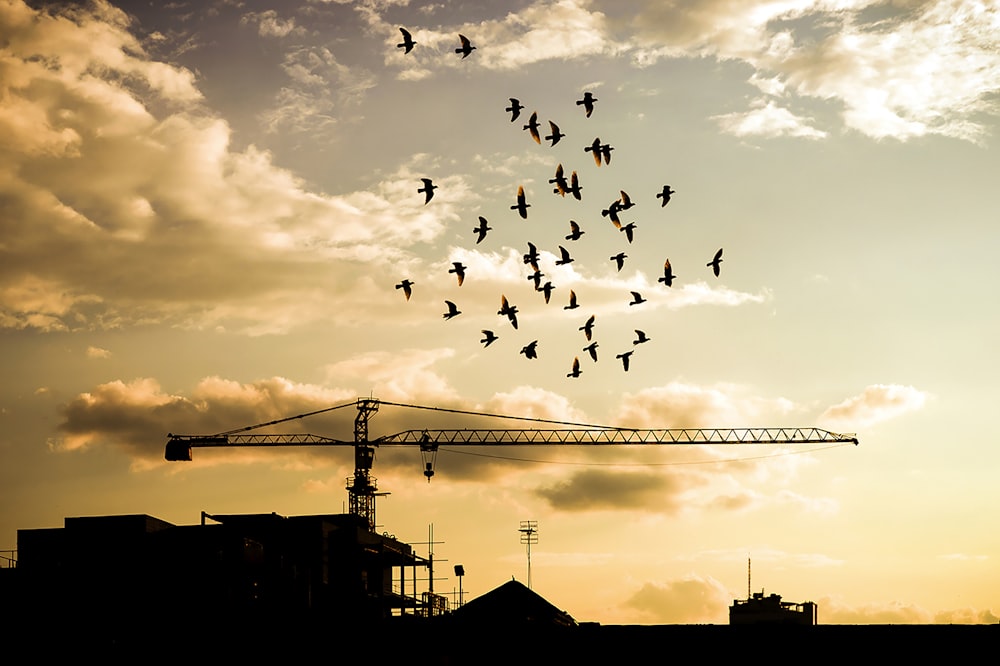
[379,400,629,431]
[215,400,358,436]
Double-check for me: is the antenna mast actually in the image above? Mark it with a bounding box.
[519,520,538,590]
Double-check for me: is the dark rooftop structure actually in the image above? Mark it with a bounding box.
[730,590,818,625]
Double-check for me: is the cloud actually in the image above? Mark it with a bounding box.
[819,596,998,624]
[624,575,732,624]
[614,382,799,429]
[535,467,698,512]
[819,384,929,430]
[713,98,828,139]
[240,10,303,39]
[86,346,112,359]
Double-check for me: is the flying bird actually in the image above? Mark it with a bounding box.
[540,281,555,303]
[565,220,584,241]
[584,137,603,166]
[579,315,595,341]
[658,259,676,287]
[564,289,579,310]
[601,200,622,227]
[397,27,416,54]
[498,294,519,329]
[567,171,582,200]
[473,216,492,244]
[523,242,540,270]
[583,341,599,362]
[555,245,574,266]
[523,111,541,144]
[456,34,476,58]
[545,121,565,146]
[443,300,461,320]
[576,91,597,117]
[619,190,634,210]
[657,185,675,206]
[633,330,650,345]
[449,261,466,286]
[567,356,582,378]
[610,252,627,272]
[505,98,524,122]
[616,350,634,372]
[395,279,414,301]
[418,178,437,204]
[600,143,614,165]
[511,185,530,219]
[480,330,499,348]
[550,164,569,196]
[708,248,723,277]
[520,340,538,359]
[620,222,637,243]
[527,269,544,290]
[629,291,646,306]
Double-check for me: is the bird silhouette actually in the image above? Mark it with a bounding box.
[449,261,466,286]
[511,186,530,219]
[580,315,595,341]
[545,120,565,146]
[443,300,461,319]
[567,171,582,200]
[658,259,676,287]
[567,356,582,378]
[583,341,599,362]
[523,242,540,270]
[620,222,637,243]
[656,185,675,206]
[480,330,498,347]
[527,269,544,290]
[584,137,603,166]
[577,91,597,117]
[397,27,416,54]
[555,245,574,266]
[601,200,622,228]
[395,279,414,300]
[456,34,476,58]
[564,289,579,310]
[629,291,646,306]
[550,164,569,196]
[565,220,584,241]
[498,294,519,329]
[611,252,627,272]
[473,216,492,244]
[523,112,541,144]
[708,248,723,277]
[520,340,538,359]
[633,330,650,345]
[540,281,555,303]
[600,143,614,165]
[506,98,523,122]
[418,178,437,204]
[616,350,634,371]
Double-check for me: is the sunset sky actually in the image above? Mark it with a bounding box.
[2,0,999,624]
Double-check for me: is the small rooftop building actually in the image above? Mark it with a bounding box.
[730,590,818,625]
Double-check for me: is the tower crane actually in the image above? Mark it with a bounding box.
[165,397,858,530]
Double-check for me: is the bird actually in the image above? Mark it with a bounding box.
[567,171,582,200]
[473,216,492,244]
[456,34,476,58]
[527,268,544,290]
[443,300,461,319]
[449,261,466,286]
[616,350,634,372]
[395,279,414,300]
[567,356,582,378]
[418,178,437,204]
[708,248,723,277]
[565,220,584,241]
[555,245,574,266]
[480,330,498,347]
[579,315,595,341]
[523,111,541,144]
[584,137,603,166]
[583,341,599,362]
[576,91,597,117]
[600,143,614,165]
[633,330,650,345]
[629,291,646,306]
[498,294,518,329]
[620,222,637,243]
[520,340,538,359]
[611,252,627,272]
[619,190,634,210]
[523,242,540,270]
[658,259,676,287]
[545,120,565,146]
[397,27,416,54]
[505,98,523,122]
[564,289,579,310]
[511,186,530,219]
[540,281,555,303]
[601,200,622,228]
[656,185,675,206]
[550,164,569,196]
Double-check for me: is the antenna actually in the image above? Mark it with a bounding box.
[519,520,538,590]
[747,555,751,600]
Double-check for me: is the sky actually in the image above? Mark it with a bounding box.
[1,0,999,625]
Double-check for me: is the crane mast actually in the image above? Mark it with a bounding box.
[166,397,858,530]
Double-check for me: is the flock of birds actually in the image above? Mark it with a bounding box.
[391,29,725,377]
